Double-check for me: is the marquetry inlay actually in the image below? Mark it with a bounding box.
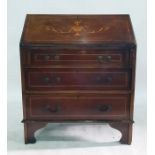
[44,20,110,36]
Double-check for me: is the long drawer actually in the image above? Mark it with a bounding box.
[27,94,130,120]
[23,49,129,68]
[24,68,131,91]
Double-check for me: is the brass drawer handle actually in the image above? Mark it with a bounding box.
[44,55,50,61]
[43,76,51,83]
[45,104,60,113]
[54,55,60,60]
[96,76,113,83]
[43,54,60,61]
[96,76,102,82]
[97,55,112,63]
[55,76,61,82]
[106,77,113,83]
[96,104,112,112]
[42,75,61,84]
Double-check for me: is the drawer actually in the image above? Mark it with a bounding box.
[27,94,130,120]
[25,49,129,68]
[25,68,131,91]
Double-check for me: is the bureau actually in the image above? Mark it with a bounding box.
[20,15,136,144]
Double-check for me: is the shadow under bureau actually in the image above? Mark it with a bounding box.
[20,14,136,144]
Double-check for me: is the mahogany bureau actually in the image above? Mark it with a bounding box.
[20,14,136,144]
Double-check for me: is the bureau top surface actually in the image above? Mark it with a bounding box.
[21,15,136,46]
